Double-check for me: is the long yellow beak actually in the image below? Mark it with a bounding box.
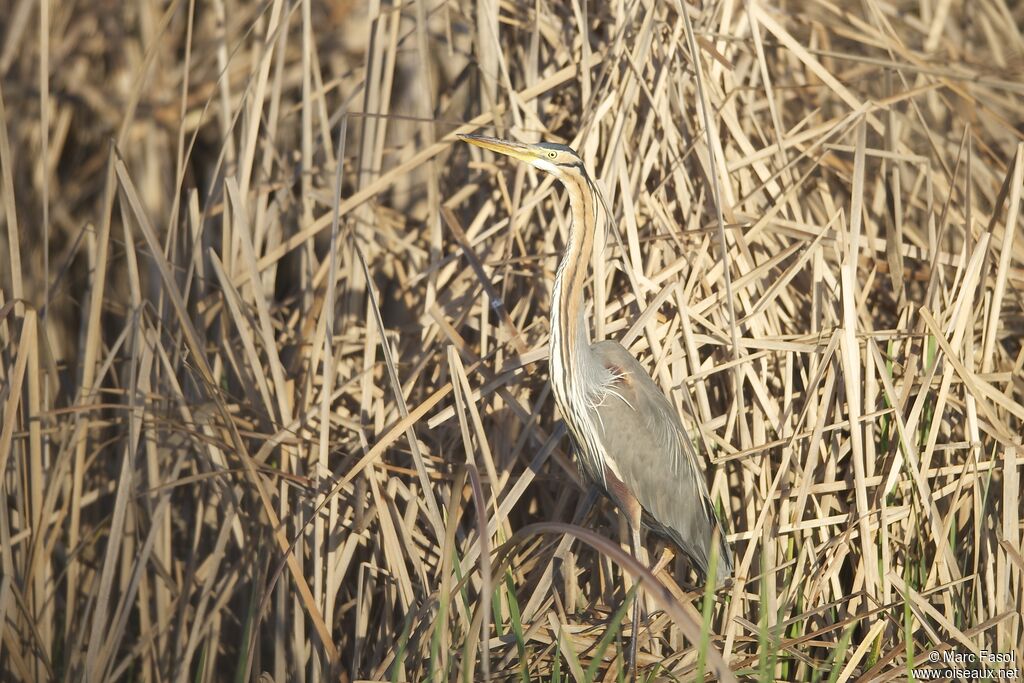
[458,133,539,164]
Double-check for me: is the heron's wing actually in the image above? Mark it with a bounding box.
[589,339,732,585]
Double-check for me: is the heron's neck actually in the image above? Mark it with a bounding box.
[550,172,599,395]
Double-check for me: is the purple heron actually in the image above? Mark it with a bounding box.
[459,132,732,672]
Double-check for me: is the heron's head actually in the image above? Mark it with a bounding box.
[458,133,583,179]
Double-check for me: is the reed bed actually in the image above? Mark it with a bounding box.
[1,0,1022,680]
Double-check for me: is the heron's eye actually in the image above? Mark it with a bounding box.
[547,151,557,159]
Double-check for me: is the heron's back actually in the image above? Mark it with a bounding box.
[583,340,732,586]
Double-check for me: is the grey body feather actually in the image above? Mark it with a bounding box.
[588,340,733,586]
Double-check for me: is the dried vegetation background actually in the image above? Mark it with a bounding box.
[1,0,1023,680]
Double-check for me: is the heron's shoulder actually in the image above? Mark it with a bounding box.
[590,340,665,392]
[588,340,683,422]
[590,339,644,374]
